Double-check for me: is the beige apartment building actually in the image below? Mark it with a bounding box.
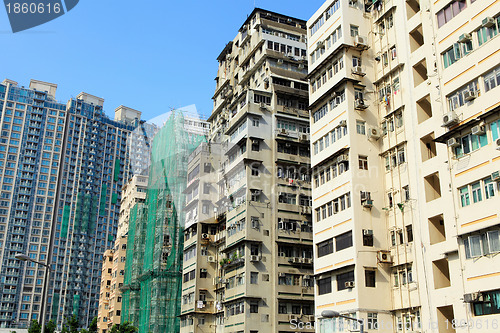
[97,175,148,332]
[180,8,315,333]
[308,0,500,332]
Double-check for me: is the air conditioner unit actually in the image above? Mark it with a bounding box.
[300,134,309,141]
[287,18,293,23]
[463,89,477,101]
[482,17,495,27]
[369,127,381,139]
[355,35,368,48]
[363,229,374,236]
[303,258,312,264]
[491,171,500,181]
[442,112,459,127]
[289,314,298,321]
[250,255,260,262]
[355,99,369,110]
[316,40,324,49]
[458,33,472,43]
[362,199,373,208]
[279,272,286,277]
[207,256,216,263]
[496,138,500,151]
[471,125,485,135]
[260,102,266,109]
[277,59,284,64]
[337,154,349,163]
[345,281,355,288]
[352,66,365,76]
[298,63,305,69]
[201,233,210,240]
[293,257,301,263]
[339,120,347,127]
[464,292,479,303]
[280,128,288,134]
[377,250,392,263]
[447,137,460,148]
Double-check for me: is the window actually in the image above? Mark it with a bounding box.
[477,17,500,46]
[367,313,378,330]
[436,1,467,28]
[358,155,368,170]
[317,239,333,257]
[252,117,260,127]
[250,302,259,313]
[471,181,482,203]
[350,25,359,37]
[484,177,495,199]
[473,289,500,316]
[442,43,462,68]
[251,140,260,151]
[337,271,354,291]
[403,185,410,201]
[335,231,352,251]
[365,270,376,287]
[464,230,500,259]
[250,272,258,284]
[492,119,500,141]
[318,277,332,295]
[356,120,366,135]
[484,65,500,92]
[251,189,261,202]
[406,225,413,242]
[459,177,496,207]
[447,81,478,112]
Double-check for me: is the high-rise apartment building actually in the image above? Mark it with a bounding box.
[179,8,315,333]
[308,0,500,332]
[97,174,149,333]
[0,79,142,330]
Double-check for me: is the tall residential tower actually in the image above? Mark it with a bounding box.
[179,8,315,333]
[308,0,500,332]
[0,79,142,329]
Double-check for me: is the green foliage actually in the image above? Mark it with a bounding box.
[109,322,138,333]
[60,315,78,333]
[43,320,56,333]
[28,320,41,333]
[67,315,79,333]
[89,317,98,333]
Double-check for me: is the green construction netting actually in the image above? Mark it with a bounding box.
[121,110,206,333]
[99,183,108,216]
[51,293,60,321]
[72,294,80,316]
[61,205,71,238]
[114,158,121,182]
[111,192,118,204]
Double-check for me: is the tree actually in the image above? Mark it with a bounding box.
[28,320,41,333]
[89,317,98,333]
[44,320,56,333]
[66,315,79,333]
[109,322,138,333]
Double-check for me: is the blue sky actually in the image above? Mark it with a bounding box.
[1,1,322,122]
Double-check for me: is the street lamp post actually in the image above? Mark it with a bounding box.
[15,253,51,332]
[321,310,365,333]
